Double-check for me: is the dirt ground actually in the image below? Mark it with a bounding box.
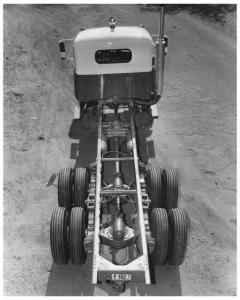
[3,4,236,296]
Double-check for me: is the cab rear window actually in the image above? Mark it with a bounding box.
[95,49,132,64]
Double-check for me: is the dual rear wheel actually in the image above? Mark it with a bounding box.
[145,167,178,212]
[58,167,89,210]
[150,207,189,266]
[50,207,87,265]
[146,166,188,265]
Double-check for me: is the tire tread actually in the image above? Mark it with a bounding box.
[70,207,87,264]
[74,168,89,207]
[162,168,178,210]
[151,208,169,265]
[58,168,73,210]
[50,207,69,264]
[146,167,163,212]
[168,208,189,265]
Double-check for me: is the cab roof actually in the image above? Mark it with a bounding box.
[74,26,154,48]
[73,26,154,75]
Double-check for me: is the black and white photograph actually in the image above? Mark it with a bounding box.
[2,1,237,296]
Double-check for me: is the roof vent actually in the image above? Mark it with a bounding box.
[108,17,117,31]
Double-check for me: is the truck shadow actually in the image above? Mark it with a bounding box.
[45,258,181,296]
[68,119,98,167]
[68,119,155,166]
[45,258,94,296]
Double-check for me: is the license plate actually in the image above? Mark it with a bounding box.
[112,273,132,281]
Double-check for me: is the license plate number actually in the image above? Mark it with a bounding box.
[112,274,131,281]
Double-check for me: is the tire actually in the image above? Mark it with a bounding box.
[150,208,169,265]
[74,168,89,207]
[50,207,69,264]
[145,167,164,213]
[58,168,74,210]
[69,207,87,264]
[167,208,190,265]
[162,168,178,210]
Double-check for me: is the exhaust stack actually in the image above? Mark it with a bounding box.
[155,5,166,97]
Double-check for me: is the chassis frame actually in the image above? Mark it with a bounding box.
[89,99,151,286]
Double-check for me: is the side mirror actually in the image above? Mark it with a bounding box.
[58,38,74,61]
[59,40,66,60]
[164,35,168,55]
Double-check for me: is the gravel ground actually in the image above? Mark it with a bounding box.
[3,4,236,296]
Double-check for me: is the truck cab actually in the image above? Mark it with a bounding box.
[73,25,156,103]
